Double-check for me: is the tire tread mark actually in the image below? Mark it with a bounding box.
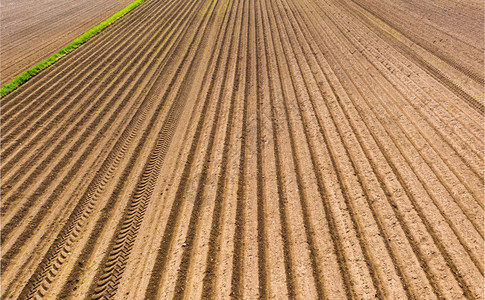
[142,1,228,296]
[90,1,220,297]
[13,0,202,291]
[0,0,196,247]
[0,0,180,175]
[1,0,202,288]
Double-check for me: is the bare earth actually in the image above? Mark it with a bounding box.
[0,0,133,83]
[1,0,484,298]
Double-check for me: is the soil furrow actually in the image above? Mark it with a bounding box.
[170,1,243,297]
[0,0,196,215]
[88,1,221,297]
[1,0,159,114]
[200,0,244,295]
[274,0,414,298]
[12,0,205,294]
[3,0,482,298]
[0,0,203,284]
[292,0,460,296]
[349,0,484,85]
[315,0,484,265]
[300,0,482,295]
[254,2,268,297]
[0,0,183,159]
[229,0,251,297]
[319,0,485,243]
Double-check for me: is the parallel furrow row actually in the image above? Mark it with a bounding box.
[14,0,204,293]
[2,0,483,298]
[90,0,221,297]
[0,0,193,222]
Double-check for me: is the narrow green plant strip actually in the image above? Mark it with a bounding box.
[0,0,147,97]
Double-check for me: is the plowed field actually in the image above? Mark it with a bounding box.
[1,0,133,82]
[1,0,483,298]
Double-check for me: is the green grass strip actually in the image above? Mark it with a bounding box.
[0,0,147,97]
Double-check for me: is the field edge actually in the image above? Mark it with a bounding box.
[0,0,147,97]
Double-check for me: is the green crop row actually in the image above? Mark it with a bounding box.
[0,0,147,97]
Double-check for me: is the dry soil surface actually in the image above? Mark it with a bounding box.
[0,0,132,83]
[1,0,483,298]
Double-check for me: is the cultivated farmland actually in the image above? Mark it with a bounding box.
[1,0,483,298]
[0,0,133,82]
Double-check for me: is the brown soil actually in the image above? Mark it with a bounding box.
[1,0,483,298]
[0,0,133,83]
